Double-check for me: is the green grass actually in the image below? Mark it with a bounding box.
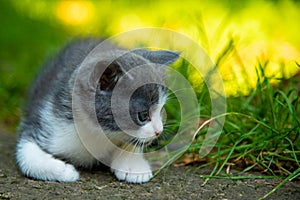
[0,1,69,131]
[153,58,299,199]
[167,60,300,199]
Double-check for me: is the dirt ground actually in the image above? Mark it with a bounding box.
[0,131,299,200]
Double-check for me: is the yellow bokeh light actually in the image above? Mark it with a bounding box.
[56,1,94,26]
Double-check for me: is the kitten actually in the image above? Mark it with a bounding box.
[16,38,179,183]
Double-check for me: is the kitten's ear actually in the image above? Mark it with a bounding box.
[133,49,181,65]
[99,62,123,91]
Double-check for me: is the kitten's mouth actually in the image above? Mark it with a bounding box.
[140,136,155,143]
[137,134,159,145]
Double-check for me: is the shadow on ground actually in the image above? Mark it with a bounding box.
[0,132,299,200]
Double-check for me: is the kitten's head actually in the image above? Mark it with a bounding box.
[94,49,179,143]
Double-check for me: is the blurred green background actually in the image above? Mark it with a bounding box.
[0,0,299,131]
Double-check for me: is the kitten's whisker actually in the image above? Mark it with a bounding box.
[166,87,193,97]
[166,96,178,101]
[121,136,138,152]
[135,139,141,152]
[132,137,143,153]
[133,138,141,151]
[163,123,179,127]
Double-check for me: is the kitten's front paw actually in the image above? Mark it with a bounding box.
[56,163,80,182]
[114,169,153,183]
[16,140,79,182]
[45,160,80,182]
[111,155,153,183]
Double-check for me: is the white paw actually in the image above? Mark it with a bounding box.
[111,153,153,183]
[16,140,80,182]
[114,169,153,183]
[51,161,80,182]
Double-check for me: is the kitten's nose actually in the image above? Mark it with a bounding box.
[152,117,163,136]
[155,131,162,136]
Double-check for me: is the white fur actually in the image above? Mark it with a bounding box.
[16,101,96,182]
[16,140,79,182]
[42,102,96,166]
[111,150,153,183]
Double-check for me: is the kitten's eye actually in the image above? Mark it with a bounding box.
[137,111,150,124]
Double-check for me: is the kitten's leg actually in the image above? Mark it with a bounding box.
[111,150,153,183]
[16,139,79,182]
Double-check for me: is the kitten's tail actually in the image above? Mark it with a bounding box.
[16,138,80,182]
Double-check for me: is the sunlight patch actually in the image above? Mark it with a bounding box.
[56,1,94,26]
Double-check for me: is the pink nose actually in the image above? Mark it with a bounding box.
[155,131,162,136]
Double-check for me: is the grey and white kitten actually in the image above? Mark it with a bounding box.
[16,38,179,183]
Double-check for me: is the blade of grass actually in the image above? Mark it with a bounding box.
[249,154,277,177]
[260,167,300,199]
[242,162,259,173]
[201,145,221,186]
[215,138,243,176]
[192,112,280,143]
[275,90,300,125]
[200,175,281,180]
[153,145,190,177]
[285,137,300,167]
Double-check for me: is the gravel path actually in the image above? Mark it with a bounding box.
[0,132,299,200]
